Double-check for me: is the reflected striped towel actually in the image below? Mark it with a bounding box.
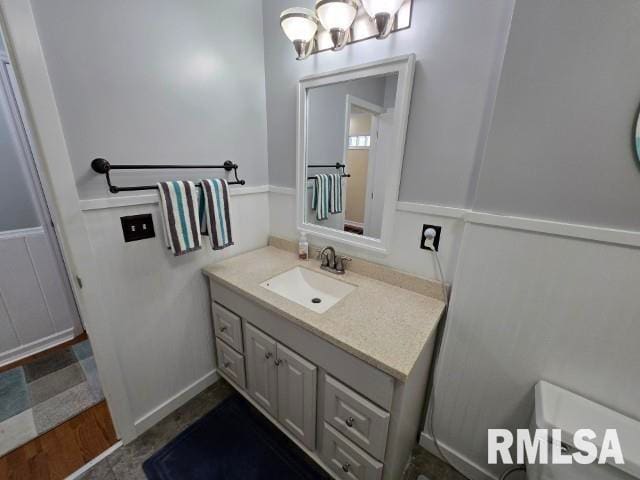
[200,178,234,250]
[311,174,342,221]
[328,173,342,214]
[157,181,202,256]
[311,174,329,221]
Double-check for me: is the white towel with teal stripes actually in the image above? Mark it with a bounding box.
[157,181,202,256]
[200,178,234,250]
[311,174,342,221]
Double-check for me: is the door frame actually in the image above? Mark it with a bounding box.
[0,0,135,441]
[0,52,83,339]
[342,94,385,236]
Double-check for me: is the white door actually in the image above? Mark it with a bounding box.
[245,323,278,417]
[276,343,317,449]
[364,111,393,238]
[0,55,82,367]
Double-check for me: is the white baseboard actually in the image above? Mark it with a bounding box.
[133,369,220,437]
[419,431,497,480]
[65,441,123,480]
[0,328,74,367]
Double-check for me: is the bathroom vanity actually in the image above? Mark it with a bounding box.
[203,243,444,480]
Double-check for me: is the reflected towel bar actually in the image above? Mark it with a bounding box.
[91,158,246,194]
[307,162,350,180]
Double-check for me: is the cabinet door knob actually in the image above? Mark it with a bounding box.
[274,358,282,366]
[220,326,228,332]
[342,463,351,472]
[265,351,272,359]
[223,361,231,368]
[345,416,355,427]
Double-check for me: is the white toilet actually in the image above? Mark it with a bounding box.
[527,381,640,480]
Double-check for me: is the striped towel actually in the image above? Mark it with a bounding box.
[311,174,329,221]
[200,178,234,250]
[328,173,343,214]
[311,174,342,221]
[157,181,202,256]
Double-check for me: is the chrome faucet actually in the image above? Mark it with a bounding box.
[318,246,351,275]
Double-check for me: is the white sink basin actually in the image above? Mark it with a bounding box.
[260,267,356,314]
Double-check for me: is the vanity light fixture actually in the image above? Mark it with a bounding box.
[314,0,358,50]
[361,0,404,38]
[280,7,319,60]
[280,0,412,59]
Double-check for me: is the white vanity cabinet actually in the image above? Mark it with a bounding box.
[244,322,318,449]
[209,278,436,480]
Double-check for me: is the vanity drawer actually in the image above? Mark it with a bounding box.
[212,302,243,352]
[324,374,390,460]
[321,422,383,480]
[215,338,246,389]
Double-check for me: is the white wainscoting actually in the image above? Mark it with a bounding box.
[421,221,640,479]
[81,190,270,424]
[0,227,81,366]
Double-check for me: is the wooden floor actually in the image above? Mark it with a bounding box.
[0,401,118,480]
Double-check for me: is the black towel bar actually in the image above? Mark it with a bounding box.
[306,162,350,180]
[91,158,246,194]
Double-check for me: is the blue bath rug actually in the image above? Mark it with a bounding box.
[143,393,328,480]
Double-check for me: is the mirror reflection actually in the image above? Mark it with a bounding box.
[305,73,398,239]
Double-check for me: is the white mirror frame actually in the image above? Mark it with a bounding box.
[296,54,416,254]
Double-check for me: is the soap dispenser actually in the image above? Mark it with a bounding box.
[298,232,309,260]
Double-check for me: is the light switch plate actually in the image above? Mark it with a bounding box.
[121,214,155,242]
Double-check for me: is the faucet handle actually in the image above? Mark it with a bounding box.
[335,256,352,273]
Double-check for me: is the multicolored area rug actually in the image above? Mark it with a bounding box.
[0,339,104,457]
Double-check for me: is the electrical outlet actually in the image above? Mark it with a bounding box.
[121,214,155,242]
[420,224,442,251]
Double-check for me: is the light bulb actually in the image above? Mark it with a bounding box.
[361,0,404,17]
[280,8,318,60]
[361,0,404,38]
[315,0,357,50]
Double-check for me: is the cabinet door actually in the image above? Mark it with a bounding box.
[245,323,278,417]
[277,343,317,450]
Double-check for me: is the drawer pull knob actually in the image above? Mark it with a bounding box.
[274,358,282,366]
[342,463,351,472]
[345,416,355,428]
[220,326,228,332]
[265,352,273,359]
[223,361,231,368]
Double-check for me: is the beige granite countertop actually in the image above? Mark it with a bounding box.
[202,246,444,381]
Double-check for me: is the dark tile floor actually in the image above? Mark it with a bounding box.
[80,379,466,480]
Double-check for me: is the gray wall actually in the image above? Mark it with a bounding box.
[307,76,386,168]
[424,0,640,477]
[31,0,269,199]
[0,89,39,231]
[474,0,640,230]
[25,0,271,428]
[262,0,516,207]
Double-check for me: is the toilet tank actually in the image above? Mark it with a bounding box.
[527,381,640,480]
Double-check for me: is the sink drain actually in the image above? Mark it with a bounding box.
[311,297,322,304]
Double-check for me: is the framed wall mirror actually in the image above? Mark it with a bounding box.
[296,55,415,254]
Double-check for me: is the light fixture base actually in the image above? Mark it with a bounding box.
[329,28,350,51]
[374,12,394,39]
[293,39,315,60]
